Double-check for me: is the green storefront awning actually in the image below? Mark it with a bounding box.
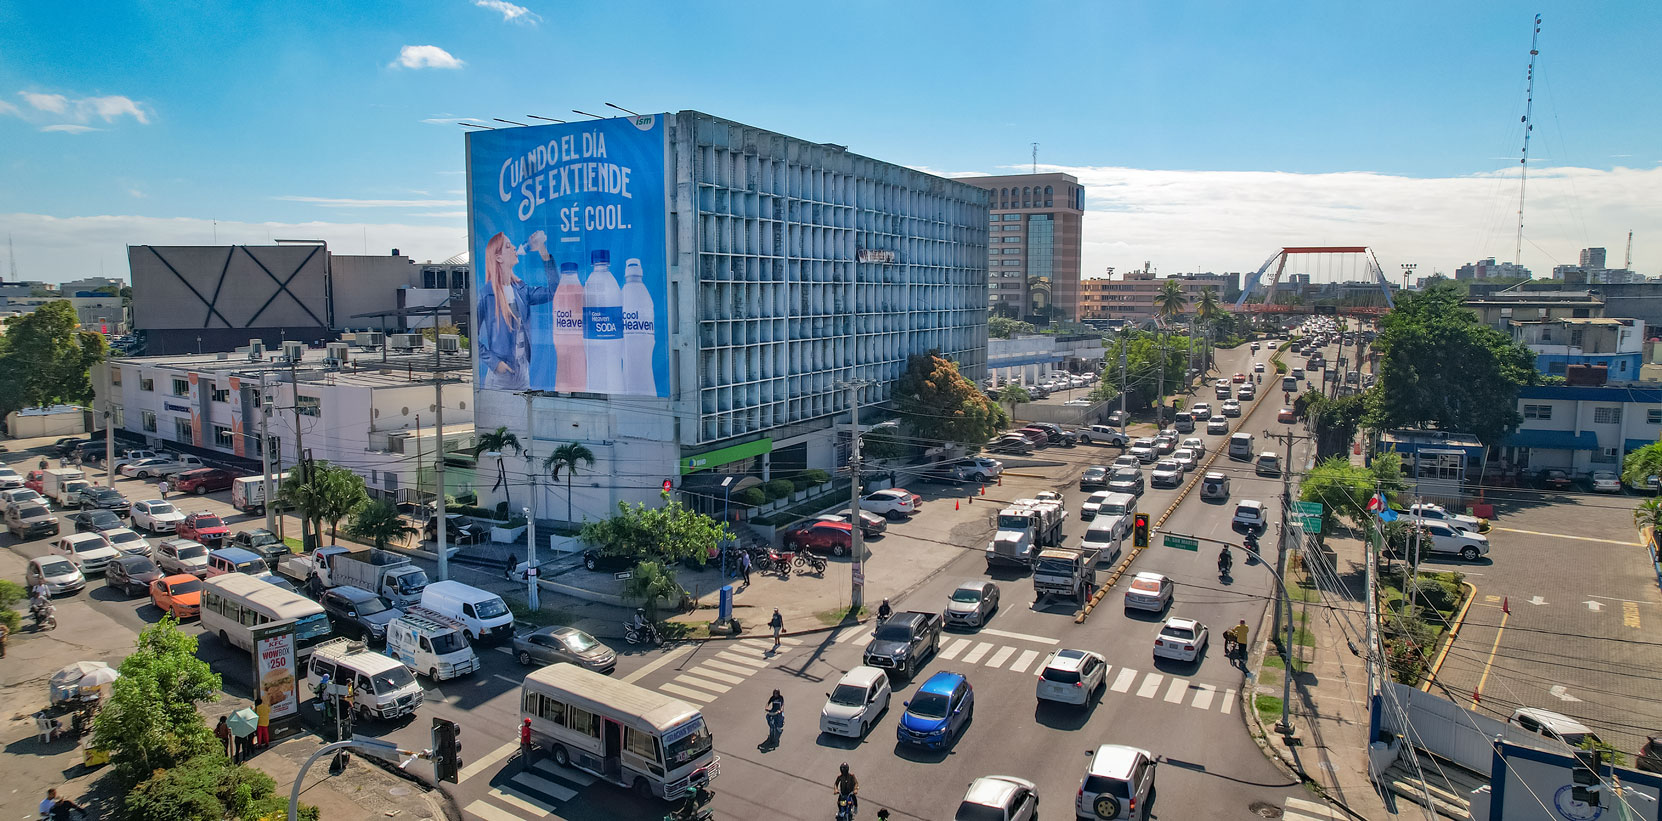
[680,437,773,475]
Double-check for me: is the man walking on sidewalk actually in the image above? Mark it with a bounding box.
[520,718,535,772]
[740,551,752,585]
[769,608,784,648]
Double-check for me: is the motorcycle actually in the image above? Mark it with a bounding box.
[31,600,56,631]
[793,552,827,575]
[767,548,795,578]
[836,794,858,821]
[623,621,663,647]
[1218,552,1233,579]
[662,786,715,821]
[765,705,784,739]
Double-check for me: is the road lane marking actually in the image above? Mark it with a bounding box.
[699,659,756,677]
[493,675,522,687]
[1221,689,1235,714]
[1008,649,1041,674]
[1472,608,1511,709]
[510,772,579,802]
[488,785,552,816]
[715,651,768,669]
[621,644,695,684]
[940,638,971,660]
[1137,673,1164,699]
[985,646,1017,669]
[464,800,527,821]
[1164,678,1189,703]
[1192,683,1216,710]
[961,642,994,664]
[725,644,769,658]
[1625,601,1642,629]
[457,741,518,783]
[532,759,595,786]
[674,674,731,694]
[836,628,872,645]
[686,666,745,685]
[977,628,1061,645]
[659,682,713,703]
[1111,668,1138,693]
[1489,526,1640,546]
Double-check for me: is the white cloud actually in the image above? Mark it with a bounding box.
[474,0,540,24]
[20,91,67,113]
[392,45,464,70]
[8,91,149,127]
[40,124,98,134]
[81,95,149,124]
[1022,162,1662,284]
[0,212,469,284]
[420,116,488,126]
[412,211,467,218]
[275,195,465,208]
[127,188,146,198]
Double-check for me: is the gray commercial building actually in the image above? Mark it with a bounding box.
[955,172,1084,325]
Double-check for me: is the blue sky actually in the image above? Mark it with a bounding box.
[2,0,1658,283]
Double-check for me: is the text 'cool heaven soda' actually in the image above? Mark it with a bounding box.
[583,250,624,394]
[620,257,656,395]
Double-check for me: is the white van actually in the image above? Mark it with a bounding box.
[1255,452,1282,476]
[386,606,480,681]
[308,638,424,721]
[418,580,513,643]
[1228,432,1255,460]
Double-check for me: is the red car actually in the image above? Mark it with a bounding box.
[24,470,44,493]
[1277,408,1296,424]
[781,520,855,557]
[173,468,236,495]
[176,512,230,547]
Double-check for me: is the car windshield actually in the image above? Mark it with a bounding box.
[150,503,176,515]
[370,666,416,693]
[169,579,203,594]
[357,597,391,616]
[39,560,76,576]
[950,587,983,603]
[1036,557,1077,575]
[1041,666,1081,684]
[431,631,468,654]
[126,559,158,574]
[1113,470,1138,479]
[560,631,600,652]
[177,545,207,560]
[109,531,141,544]
[195,517,223,529]
[245,531,278,546]
[829,683,868,706]
[1162,626,1195,641]
[90,489,119,500]
[954,803,1006,821]
[72,539,107,553]
[475,597,509,619]
[19,505,49,518]
[908,691,952,718]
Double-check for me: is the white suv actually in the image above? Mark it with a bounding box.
[1411,521,1490,561]
[131,499,186,533]
[861,489,918,520]
[1036,648,1106,706]
[1233,500,1267,532]
[1076,744,1157,820]
[52,532,121,575]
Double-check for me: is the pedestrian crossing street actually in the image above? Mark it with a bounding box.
[651,635,804,704]
[462,756,597,821]
[829,625,1240,716]
[1282,795,1347,821]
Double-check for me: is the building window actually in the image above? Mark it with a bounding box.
[141,410,157,432]
[1002,236,1021,243]
[256,435,279,458]
[296,395,321,417]
[211,386,230,403]
[1649,408,1662,425]
[140,377,154,392]
[1594,407,1622,424]
[1002,248,1021,254]
[1522,404,1552,420]
[1593,447,1619,464]
[110,368,122,386]
[1003,213,1020,221]
[1547,361,1567,375]
[175,418,192,441]
[171,378,189,397]
[214,425,234,449]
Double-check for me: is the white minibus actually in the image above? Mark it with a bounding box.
[201,573,334,659]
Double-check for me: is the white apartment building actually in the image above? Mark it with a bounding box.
[1501,383,1662,476]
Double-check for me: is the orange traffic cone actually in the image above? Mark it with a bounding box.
[979,484,986,496]
[955,499,960,510]
[1502,597,1510,614]
[998,476,1003,486]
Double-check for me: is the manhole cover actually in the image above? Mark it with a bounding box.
[388,786,411,797]
[1248,802,1283,819]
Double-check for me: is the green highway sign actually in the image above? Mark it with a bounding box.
[1292,501,1323,517]
[1291,501,1323,532]
[1164,535,1199,551]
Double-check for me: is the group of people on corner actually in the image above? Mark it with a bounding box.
[212,697,272,764]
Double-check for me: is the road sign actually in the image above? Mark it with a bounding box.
[1291,500,1323,532]
[1292,501,1323,516]
[1164,535,1199,551]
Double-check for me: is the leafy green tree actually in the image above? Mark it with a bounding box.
[861,426,909,460]
[1623,441,1662,489]
[126,752,318,821]
[346,498,418,548]
[0,301,108,418]
[893,351,1009,446]
[93,617,223,788]
[1300,456,1375,534]
[1302,388,1371,459]
[1364,282,1537,443]
[473,425,523,511]
[544,442,596,524]
[988,315,1036,339]
[280,462,369,543]
[1101,332,1193,410]
[0,579,22,634]
[1634,497,1662,536]
[623,560,685,621]
[580,493,732,566]
[997,383,1032,421]
[1370,450,1408,504]
[1153,279,1188,320]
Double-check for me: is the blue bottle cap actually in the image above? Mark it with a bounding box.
[560,262,579,274]
[590,250,610,265]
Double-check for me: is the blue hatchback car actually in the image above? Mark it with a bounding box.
[897,671,974,749]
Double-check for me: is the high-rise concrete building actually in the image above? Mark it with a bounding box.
[1455,257,1532,281]
[1580,247,1608,270]
[955,173,1083,325]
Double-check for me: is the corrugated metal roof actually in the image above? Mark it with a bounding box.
[1516,384,1662,403]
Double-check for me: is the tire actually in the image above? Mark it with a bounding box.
[885,510,904,521]
[1460,546,1480,561]
[466,629,478,643]
[552,744,570,767]
[905,657,916,680]
[973,473,988,483]
[518,650,532,666]
[583,553,598,571]
[832,543,847,557]
[137,470,150,479]
[196,486,208,495]
[860,719,869,738]
[633,777,653,799]
[219,630,231,646]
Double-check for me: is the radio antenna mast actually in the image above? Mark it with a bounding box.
[1514,14,1542,268]
[1031,142,1038,174]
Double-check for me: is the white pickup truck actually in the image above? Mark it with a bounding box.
[150,455,208,479]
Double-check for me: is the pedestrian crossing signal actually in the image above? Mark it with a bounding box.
[432,717,461,784]
[1133,514,1150,548]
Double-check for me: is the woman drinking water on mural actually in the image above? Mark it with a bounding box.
[477,229,555,390]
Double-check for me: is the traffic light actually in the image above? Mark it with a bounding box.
[1572,749,1603,807]
[1132,514,1150,548]
[431,717,462,784]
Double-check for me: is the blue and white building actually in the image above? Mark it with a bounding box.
[1509,317,1645,378]
[987,333,1105,386]
[1500,383,1662,476]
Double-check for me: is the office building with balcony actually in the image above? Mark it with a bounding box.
[1078,271,1229,323]
[954,173,1083,325]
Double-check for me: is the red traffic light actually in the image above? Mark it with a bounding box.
[662,479,673,492]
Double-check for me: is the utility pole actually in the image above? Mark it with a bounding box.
[1118,332,1128,426]
[103,365,116,488]
[843,382,868,611]
[1262,426,1316,738]
[288,355,310,549]
[1155,327,1167,429]
[434,339,448,582]
[260,372,275,532]
[522,391,538,609]
[1515,14,1542,267]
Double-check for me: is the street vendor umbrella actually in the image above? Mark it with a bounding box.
[78,665,120,695]
[50,661,110,704]
[227,707,259,738]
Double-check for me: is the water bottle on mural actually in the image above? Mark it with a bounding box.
[583,250,625,393]
[552,262,587,392]
[621,258,656,395]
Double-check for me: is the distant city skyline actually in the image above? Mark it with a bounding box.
[2,1,1658,285]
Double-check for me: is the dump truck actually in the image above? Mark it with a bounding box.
[1033,538,1116,600]
[985,498,1067,569]
[279,545,428,606]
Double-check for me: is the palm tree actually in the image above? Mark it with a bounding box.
[997,383,1032,422]
[346,498,418,549]
[1195,286,1222,322]
[1634,497,1662,537]
[279,462,369,546]
[544,442,596,524]
[473,426,523,512]
[1153,280,1188,321]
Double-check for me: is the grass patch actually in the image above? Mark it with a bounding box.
[1291,627,1315,647]
[1255,694,1284,724]
[1261,653,1309,674]
[508,600,577,628]
[1287,580,1321,604]
[1257,669,1279,687]
[282,537,304,552]
[814,605,869,627]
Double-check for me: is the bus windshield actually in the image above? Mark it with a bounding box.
[663,717,713,766]
[294,612,332,645]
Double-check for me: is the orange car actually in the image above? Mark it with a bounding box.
[1277,408,1296,424]
[150,573,204,619]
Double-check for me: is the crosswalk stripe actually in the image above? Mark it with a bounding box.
[726,644,769,657]
[961,642,994,664]
[531,759,595,786]
[1008,649,1041,674]
[1164,678,1189,703]
[674,674,731,694]
[698,658,757,678]
[659,682,714,702]
[836,628,872,645]
[939,638,971,660]
[1192,683,1217,711]
[1284,797,1347,820]
[977,628,1061,645]
[510,772,579,802]
[489,785,554,816]
[1221,689,1236,714]
[494,646,513,655]
[1111,668,1138,693]
[457,741,518,783]
[715,651,768,668]
[1136,673,1164,699]
[464,799,531,821]
[684,668,744,684]
[984,646,1017,669]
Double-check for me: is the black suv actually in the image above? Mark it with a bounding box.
[423,514,490,544]
[67,508,126,534]
[78,486,131,516]
[319,585,400,643]
[1079,466,1110,491]
[229,528,290,569]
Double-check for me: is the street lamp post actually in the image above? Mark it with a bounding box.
[523,505,538,610]
[719,476,735,579]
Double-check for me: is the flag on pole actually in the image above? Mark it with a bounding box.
[1367,493,1384,512]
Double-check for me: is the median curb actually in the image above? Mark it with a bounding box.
[1419,580,1478,692]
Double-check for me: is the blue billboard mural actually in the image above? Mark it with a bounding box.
[467,115,669,397]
